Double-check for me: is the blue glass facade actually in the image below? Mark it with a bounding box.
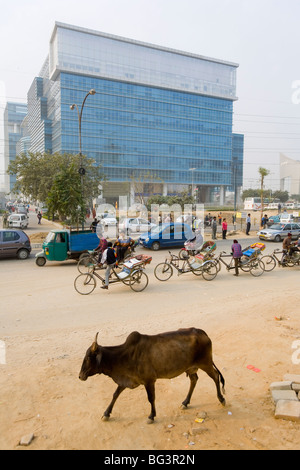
[23,22,243,203]
[4,102,27,192]
[60,73,234,187]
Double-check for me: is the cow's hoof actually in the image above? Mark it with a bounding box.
[147,418,154,424]
[101,415,110,421]
[180,404,188,410]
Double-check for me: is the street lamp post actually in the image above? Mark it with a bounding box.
[70,89,96,229]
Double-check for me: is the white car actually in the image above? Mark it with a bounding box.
[8,213,29,229]
[98,213,117,227]
[120,217,156,234]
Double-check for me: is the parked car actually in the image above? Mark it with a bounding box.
[257,223,300,242]
[266,215,281,227]
[98,213,117,227]
[0,229,32,259]
[7,213,29,229]
[139,223,193,250]
[119,217,156,234]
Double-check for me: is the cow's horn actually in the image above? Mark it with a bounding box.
[91,332,99,352]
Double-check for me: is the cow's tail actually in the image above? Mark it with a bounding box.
[213,362,225,394]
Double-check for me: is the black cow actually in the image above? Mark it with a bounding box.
[79,327,225,422]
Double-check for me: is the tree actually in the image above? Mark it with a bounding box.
[273,190,289,203]
[8,152,106,224]
[46,162,84,224]
[258,167,270,224]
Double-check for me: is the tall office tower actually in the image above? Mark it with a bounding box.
[24,22,243,205]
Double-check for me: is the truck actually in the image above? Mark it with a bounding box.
[35,228,99,266]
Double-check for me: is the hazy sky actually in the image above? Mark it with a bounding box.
[1,0,300,191]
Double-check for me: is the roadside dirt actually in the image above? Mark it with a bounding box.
[0,241,299,450]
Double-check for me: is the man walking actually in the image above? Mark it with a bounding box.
[246,213,251,235]
[212,217,217,240]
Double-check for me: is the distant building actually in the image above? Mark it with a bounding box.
[20,22,243,205]
[280,153,300,195]
[3,102,27,193]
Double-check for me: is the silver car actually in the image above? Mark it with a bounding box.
[257,223,300,242]
[120,218,156,234]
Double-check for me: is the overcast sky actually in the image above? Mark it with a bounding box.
[1,0,300,191]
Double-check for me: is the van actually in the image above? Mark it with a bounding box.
[8,214,28,229]
[139,223,193,250]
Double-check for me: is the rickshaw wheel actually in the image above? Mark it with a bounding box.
[201,261,218,281]
[249,259,265,277]
[77,255,96,274]
[178,248,189,260]
[260,255,276,272]
[154,262,173,281]
[74,273,96,295]
[129,270,149,292]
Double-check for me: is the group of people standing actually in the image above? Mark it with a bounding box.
[211,214,228,240]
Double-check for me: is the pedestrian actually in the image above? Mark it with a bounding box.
[212,216,217,240]
[278,203,281,214]
[90,217,98,232]
[37,211,42,224]
[218,212,222,225]
[100,242,117,290]
[222,218,227,239]
[261,214,268,229]
[231,239,243,276]
[246,213,251,235]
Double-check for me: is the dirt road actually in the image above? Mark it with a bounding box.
[0,235,299,450]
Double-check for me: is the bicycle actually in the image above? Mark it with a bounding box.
[154,251,218,282]
[74,259,149,295]
[212,251,265,277]
[261,248,300,271]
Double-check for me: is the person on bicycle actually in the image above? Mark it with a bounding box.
[231,239,243,276]
[114,230,134,262]
[100,242,117,290]
[282,233,293,265]
[95,234,108,264]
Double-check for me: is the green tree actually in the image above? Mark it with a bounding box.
[46,162,84,224]
[8,152,106,224]
[272,190,289,203]
[258,167,270,224]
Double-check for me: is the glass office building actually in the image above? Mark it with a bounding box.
[4,102,27,192]
[25,22,243,204]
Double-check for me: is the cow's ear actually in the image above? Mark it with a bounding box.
[91,332,99,353]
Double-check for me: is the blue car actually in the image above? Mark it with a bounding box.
[139,223,193,250]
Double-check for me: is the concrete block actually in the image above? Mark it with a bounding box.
[275,400,300,422]
[270,381,292,391]
[283,374,300,384]
[292,383,300,393]
[271,389,298,404]
[19,433,34,446]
